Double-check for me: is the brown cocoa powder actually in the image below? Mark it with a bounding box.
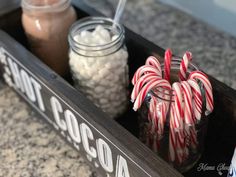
[22,0,77,76]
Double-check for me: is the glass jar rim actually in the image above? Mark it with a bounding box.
[160,57,199,71]
[21,0,71,12]
[150,57,200,101]
[68,16,125,53]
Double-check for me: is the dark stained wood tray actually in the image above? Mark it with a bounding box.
[0,1,235,177]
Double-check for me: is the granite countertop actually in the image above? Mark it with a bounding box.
[1,0,236,176]
[0,83,95,177]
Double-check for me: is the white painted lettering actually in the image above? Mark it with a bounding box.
[116,155,130,177]
[65,109,81,143]
[31,77,45,111]
[97,138,113,173]
[7,57,24,92]
[20,69,36,102]
[81,123,97,158]
[50,96,67,131]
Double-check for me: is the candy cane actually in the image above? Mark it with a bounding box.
[157,88,171,136]
[172,82,186,163]
[164,49,172,82]
[157,102,168,135]
[132,65,161,85]
[133,79,171,111]
[181,81,194,126]
[147,97,162,152]
[150,101,159,134]
[187,79,203,121]
[149,94,168,151]
[172,82,184,130]
[189,71,213,115]
[169,103,184,163]
[169,103,176,162]
[148,96,157,121]
[131,73,161,102]
[179,51,192,81]
[145,56,162,77]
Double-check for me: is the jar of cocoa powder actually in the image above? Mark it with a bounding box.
[21,0,77,76]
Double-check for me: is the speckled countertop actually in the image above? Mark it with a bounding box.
[1,0,236,176]
[0,83,95,177]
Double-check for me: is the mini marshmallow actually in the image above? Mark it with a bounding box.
[74,34,82,43]
[80,30,92,38]
[99,28,111,41]
[94,86,104,94]
[99,98,108,104]
[111,35,119,41]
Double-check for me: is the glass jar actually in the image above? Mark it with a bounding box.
[21,0,77,76]
[139,58,209,172]
[68,17,129,119]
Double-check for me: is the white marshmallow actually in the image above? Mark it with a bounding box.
[69,25,129,118]
[111,35,119,41]
[94,86,104,94]
[80,31,92,38]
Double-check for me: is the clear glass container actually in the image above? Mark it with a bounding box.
[68,17,129,119]
[21,0,77,76]
[139,58,209,172]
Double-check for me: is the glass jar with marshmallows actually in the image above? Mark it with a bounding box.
[68,17,129,119]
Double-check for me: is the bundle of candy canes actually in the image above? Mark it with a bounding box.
[131,49,214,164]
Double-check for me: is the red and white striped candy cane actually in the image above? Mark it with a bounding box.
[172,82,186,163]
[133,79,171,111]
[179,51,192,81]
[169,103,176,162]
[131,73,161,102]
[172,82,184,130]
[157,88,171,136]
[157,102,168,136]
[132,65,161,85]
[181,81,194,126]
[169,103,184,163]
[187,79,203,121]
[145,56,162,77]
[148,96,156,121]
[147,96,162,152]
[150,101,159,134]
[169,109,185,164]
[189,71,213,115]
[150,92,169,150]
[164,49,172,82]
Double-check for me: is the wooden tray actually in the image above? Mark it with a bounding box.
[0,1,235,177]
